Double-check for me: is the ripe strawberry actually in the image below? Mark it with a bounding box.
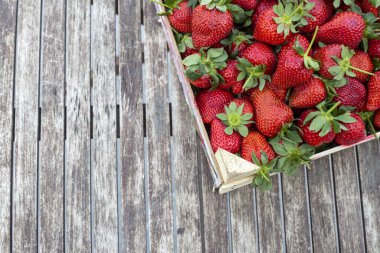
[252,0,277,27]
[362,0,379,16]
[350,50,374,83]
[232,0,259,10]
[299,0,331,33]
[374,110,380,129]
[335,113,367,145]
[251,88,294,137]
[314,44,342,79]
[181,47,198,59]
[190,75,212,89]
[210,118,242,153]
[316,11,365,49]
[368,39,380,58]
[196,88,233,124]
[334,77,367,109]
[221,29,253,57]
[253,8,287,46]
[278,34,310,59]
[192,5,233,49]
[218,60,243,90]
[289,77,327,108]
[156,0,192,33]
[241,131,276,163]
[267,82,288,102]
[298,110,336,147]
[365,71,380,111]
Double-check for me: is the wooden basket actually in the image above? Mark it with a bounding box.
[154,3,380,194]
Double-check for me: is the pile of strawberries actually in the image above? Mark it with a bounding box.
[159,0,380,190]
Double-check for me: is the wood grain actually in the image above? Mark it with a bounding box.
[198,140,229,253]
[332,148,366,253]
[282,169,312,252]
[144,1,174,252]
[91,0,118,251]
[39,0,65,252]
[65,0,91,251]
[12,0,40,251]
[308,157,338,253]
[169,55,202,252]
[229,187,257,253]
[256,175,284,253]
[0,0,16,251]
[118,0,146,251]
[357,141,380,253]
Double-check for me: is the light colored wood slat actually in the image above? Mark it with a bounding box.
[198,140,229,253]
[256,175,284,253]
[12,0,41,251]
[332,148,366,252]
[91,0,118,251]
[229,187,257,253]
[144,2,174,252]
[308,157,338,253]
[282,169,312,252]
[39,0,65,252]
[0,0,17,251]
[357,141,380,253]
[169,55,202,252]
[118,0,146,251]
[65,0,91,251]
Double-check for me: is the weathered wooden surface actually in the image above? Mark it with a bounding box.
[1,1,380,252]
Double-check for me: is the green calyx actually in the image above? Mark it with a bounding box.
[273,0,315,37]
[370,0,380,7]
[359,111,379,140]
[270,122,303,145]
[293,26,320,71]
[362,13,380,52]
[221,29,253,57]
[216,102,254,137]
[174,32,194,53]
[150,0,184,16]
[200,0,229,12]
[332,0,355,9]
[303,101,357,137]
[236,58,271,91]
[329,45,375,87]
[251,152,277,191]
[271,139,315,175]
[182,47,228,87]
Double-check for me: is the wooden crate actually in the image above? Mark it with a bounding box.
[155,3,380,194]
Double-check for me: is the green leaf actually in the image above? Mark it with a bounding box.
[251,152,261,166]
[216,113,228,121]
[309,115,327,132]
[238,125,249,137]
[224,125,234,135]
[319,123,332,137]
[182,54,201,66]
[335,114,357,123]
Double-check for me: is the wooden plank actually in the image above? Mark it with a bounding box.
[229,187,257,253]
[12,0,41,251]
[118,0,146,251]
[308,157,338,253]
[65,0,91,251]
[0,0,17,251]
[39,0,65,252]
[169,55,202,252]
[282,169,312,252]
[91,0,118,251]
[256,175,284,253]
[198,140,229,253]
[357,141,380,253]
[332,148,366,252]
[144,1,174,252]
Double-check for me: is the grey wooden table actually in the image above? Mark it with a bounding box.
[0,0,379,252]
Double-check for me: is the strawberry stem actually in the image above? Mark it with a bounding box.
[260,170,271,182]
[149,0,171,9]
[348,65,375,76]
[326,101,341,115]
[305,26,319,56]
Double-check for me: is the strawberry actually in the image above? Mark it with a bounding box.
[299,0,331,33]
[314,44,343,79]
[350,50,374,83]
[232,0,259,10]
[242,42,277,75]
[289,77,327,108]
[267,82,288,102]
[192,4,233,49]
[196,88,233,124]
[181,47,198,59]
[210,118,242,153]
[334,77,367,109]
[368,39,380,58]
[241,132,276,163]
[335,113,367,145]
[221,29,253,57]
[217,99,254,137]
[374,110,380,129]
[190,75,212,89]
[362,0,380,16]
[298,109,336,147]
[252,0,277,27]
[218,60,244,91]
[316,11,365,49]
[278,34,310,59]
[251,88,294,138]
[156,0,193,33]
[365,71,380,111]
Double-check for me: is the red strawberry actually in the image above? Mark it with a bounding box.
[374,110,380,129]
[267,82,288,102]
[251,88,294,137]
[278,34,310,59]
[298,110,336,147]
[253,8,288,46]
[334,78,367,109]
[289,77,327,108]
[167,1,193,33]
[242,42,277,75]
[192,5,233,49]
[316,11,365,49]
[368,39,380,58]
[241,131,276,163]
[196,88,233,124]
[350,50,374,83]
[210,118,242,153]
[314,44,342,79]
[252,0,277,27]
[365,71,380,111]
[189,74,212,89]
[232,0,259,10]
[335,113,367,145]
[181,47,198,59]
[218,60,243,90]
[362,0,379,16]
[299,0,331,33]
